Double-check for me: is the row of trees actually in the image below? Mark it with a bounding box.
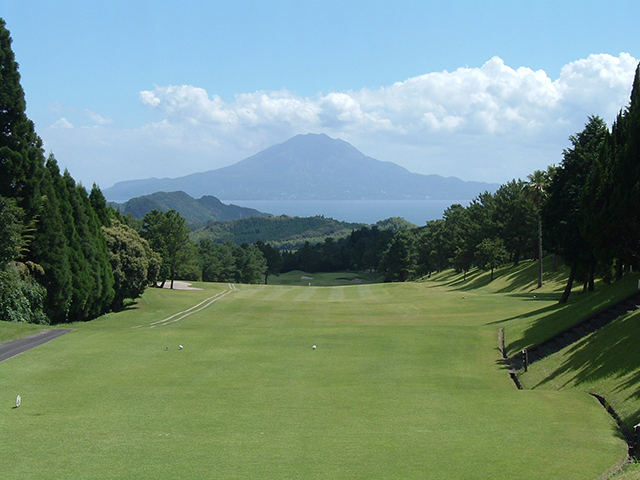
[115,212,272,287]
[0,18,120,323]
[280,225,395,274]
[376,180,539,283]
[546,64,640,303]
[376,63,640,303]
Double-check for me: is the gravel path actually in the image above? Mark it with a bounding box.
[0,329,72,363]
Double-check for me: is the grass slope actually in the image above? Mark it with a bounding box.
[432,259,640,478]
[0,264,633,479]
[520,290,640,432]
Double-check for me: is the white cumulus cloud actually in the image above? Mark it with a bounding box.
[44,53,639,188]
[140,53,636,141]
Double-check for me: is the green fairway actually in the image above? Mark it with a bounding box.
[268,270,379,286]
[0,278,628,479]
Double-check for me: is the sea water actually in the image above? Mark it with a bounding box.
[222,199,471,226]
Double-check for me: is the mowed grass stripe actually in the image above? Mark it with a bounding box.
[0,281,627,479]
[355,284,377,301]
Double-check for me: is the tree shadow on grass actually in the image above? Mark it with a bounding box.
[485,299,563,326]
[445,258,568,294]
[426,268,485,289]
[491,284,639,355]
[499,303,573,354]
[616,372,640,427]
[528,312,640,427]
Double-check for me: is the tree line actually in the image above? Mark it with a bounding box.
[192,214,366,250]
[374,64,640,303]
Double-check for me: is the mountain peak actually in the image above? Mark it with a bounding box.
[103,134,499,202]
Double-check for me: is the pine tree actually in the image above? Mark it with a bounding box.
[142,210,190,288]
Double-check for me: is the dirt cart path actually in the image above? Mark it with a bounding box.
[0,329,72,363]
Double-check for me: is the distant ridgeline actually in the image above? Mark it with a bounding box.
[112,190,416,249]
[110,191,270,225]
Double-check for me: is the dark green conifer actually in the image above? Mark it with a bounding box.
[29,163,73,321]
[583,64,640,269]
[0,19,45,214]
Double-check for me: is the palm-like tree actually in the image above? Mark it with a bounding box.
[524,169,551,288]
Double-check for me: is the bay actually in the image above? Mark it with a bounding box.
[222,199,471,226]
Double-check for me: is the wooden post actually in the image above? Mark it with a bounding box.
[634,424,640,457]
[498,328,505,358]
[522,349,528,372]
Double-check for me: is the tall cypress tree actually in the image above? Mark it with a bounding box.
[79,183,115,317]
[544,116,608,303]
[0,18,45,215]
[583,64,640,269]
[29,163,73,321]
[89,184,112,227]
[0,19,120,323]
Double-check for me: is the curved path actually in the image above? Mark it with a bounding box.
[0,329,72,363]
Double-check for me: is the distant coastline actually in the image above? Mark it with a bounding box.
[222,199,471,226]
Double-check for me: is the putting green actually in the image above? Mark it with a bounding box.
[0,281,627,479]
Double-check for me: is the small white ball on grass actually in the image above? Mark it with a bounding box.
[179,345,183,350]
[312,345,316,349]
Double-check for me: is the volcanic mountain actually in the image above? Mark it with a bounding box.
[103,133,498,202]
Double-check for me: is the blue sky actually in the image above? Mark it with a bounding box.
[2,1,639,189]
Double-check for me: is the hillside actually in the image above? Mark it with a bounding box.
[112,191,270,224]
[192,215,366,249]
[103,133,499,202]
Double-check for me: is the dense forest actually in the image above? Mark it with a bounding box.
[192,215,368,250]
[1,15,640,325]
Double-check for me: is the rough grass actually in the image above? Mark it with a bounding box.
[0,322,51,344]
[0,265,634,479]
